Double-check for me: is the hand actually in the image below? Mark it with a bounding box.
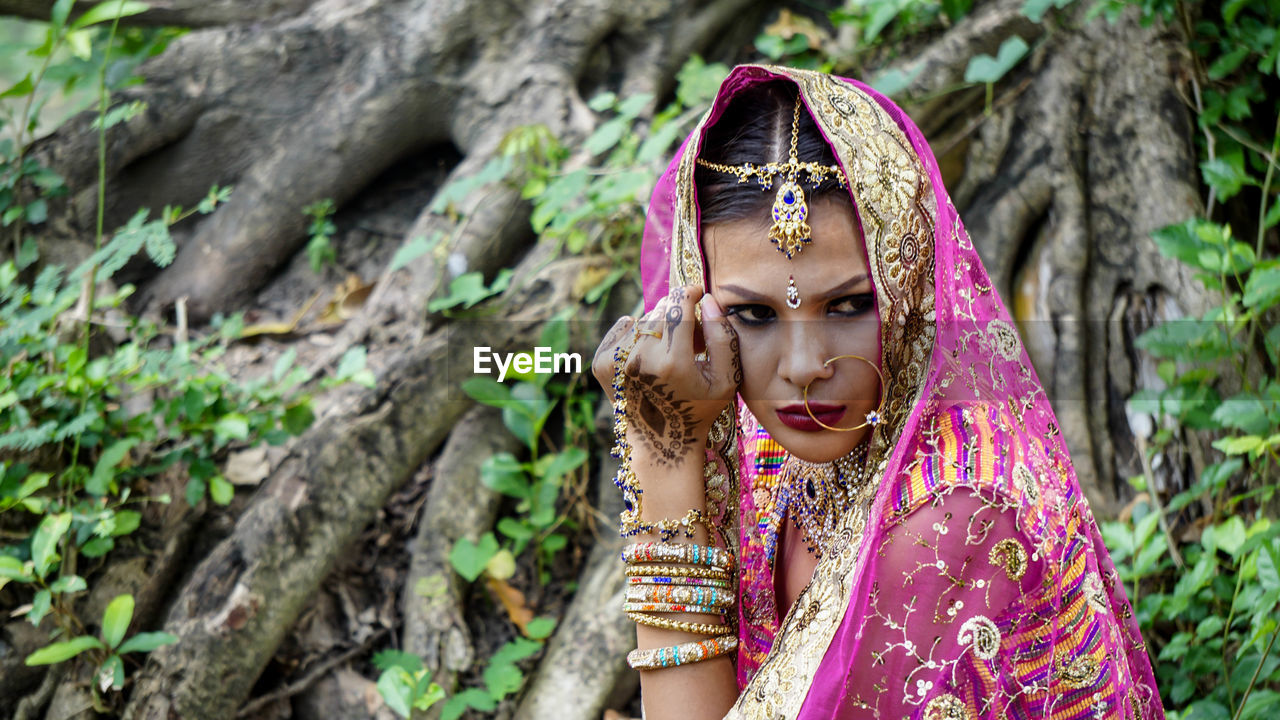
[592,285,741,468]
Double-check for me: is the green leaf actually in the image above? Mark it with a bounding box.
[214,413,250,442]
[25,199,47,224]
[1216,517,1248,558]
[101,594,134,649]
[537,447,587,483]
[87,438,138,495]
[964,37,1030,84]
[1258,542,1280,593]
[480,453,530,499]
[50,574,87,594]
[388,232,441,273]
[372,649,424,673]
[81,536,114,558]
[441,689,496,720]
[32,512,71,579]
[376,668,414,718]
[1214,435,1263,455]
[483,661,524,698]
[449,532,499,582]
[0,556,32,583]
[70,1,150,30]
[51,0,76,27]
[1243,262,1280,309]
[25,636,105,665]
[116,631,178,654]
[462,376,512,408]
[525,616,556,639]
[28,588,51,625]
[283,400,315,436]
[100,653,125,690]
[485,549,516,580]
[1201,147,1253,201]
[1,73,34,99]
[1207,45,1250,80]
[587,91,617,112]
[209,474,234,505]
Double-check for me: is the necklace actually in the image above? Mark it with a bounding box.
[754,440,873,560]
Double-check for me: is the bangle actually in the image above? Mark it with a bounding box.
[627,575,732,589]
[626,584,735,608]
[626,611,733,636]
[622,542,734,571]
[627,635,738,670]
[624,564,732,581]
[623,602,723,615]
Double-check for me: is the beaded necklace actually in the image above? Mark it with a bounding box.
[754,437,873,560]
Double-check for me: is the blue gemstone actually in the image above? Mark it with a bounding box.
[783,189,795,204]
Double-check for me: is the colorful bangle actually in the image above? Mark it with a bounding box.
[626,611,732,636]
[625,584,735,608]
[622,542,735,571]
[627,575,732,589]
[627,635,739,670]
[622,602,723,615]
[624,564,731,581]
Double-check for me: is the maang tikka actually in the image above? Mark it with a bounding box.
[696,95,848,259]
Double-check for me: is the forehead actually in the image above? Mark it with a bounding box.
[703,197,868,290]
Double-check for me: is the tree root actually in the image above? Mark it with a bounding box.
[401,405,525,691]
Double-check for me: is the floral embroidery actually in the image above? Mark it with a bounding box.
[989,538,1028,581]
[985,318,1022,361]
[923,693,970,720]
[1085,572,1109,613]
[1056,653,1101,689]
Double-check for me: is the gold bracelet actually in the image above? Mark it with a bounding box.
[626,611,733,636]
[624,564,732,581]
[627,575,732,590]
[627,635,739,670]
[625,584,735,608]
[621,542,735,571]
[623,602,723,615]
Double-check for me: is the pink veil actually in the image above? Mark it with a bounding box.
[636,64,1164,719]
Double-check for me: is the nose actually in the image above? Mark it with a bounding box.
[776,319,833,391]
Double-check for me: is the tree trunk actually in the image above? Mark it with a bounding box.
[1,0,1210,715]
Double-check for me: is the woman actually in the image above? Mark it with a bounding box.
[591,64,1163,720]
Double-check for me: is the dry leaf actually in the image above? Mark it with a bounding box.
[486,575,534,635]
[763,9,829,50]
[240,290,323,338]
[225,446,270,486]
[319,274,375,324]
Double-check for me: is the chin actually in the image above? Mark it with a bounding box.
[757,419,868,463]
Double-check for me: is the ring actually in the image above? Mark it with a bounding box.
[802,354,886,432]
[637,328,663,340]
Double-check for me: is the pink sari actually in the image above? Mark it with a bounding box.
[636,64,1164,720]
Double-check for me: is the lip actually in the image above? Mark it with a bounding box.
[776,403,846,432]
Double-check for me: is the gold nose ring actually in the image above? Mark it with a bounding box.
[801,354,886,432]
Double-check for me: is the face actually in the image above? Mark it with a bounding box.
[704,196,881,463]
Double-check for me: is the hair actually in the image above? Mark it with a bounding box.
[694,80,851,230]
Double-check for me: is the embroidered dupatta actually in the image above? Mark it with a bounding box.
[635,64,1165,720]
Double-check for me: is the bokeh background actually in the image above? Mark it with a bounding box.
[0,0,1277,718]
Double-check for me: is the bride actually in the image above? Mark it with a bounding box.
[591,64,1164,720]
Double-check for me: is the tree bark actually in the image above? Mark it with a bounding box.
[4,0,1216,714]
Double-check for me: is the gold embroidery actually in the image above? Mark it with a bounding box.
[989,538,1028,581]
[1055,653,1101,689]
[1085,572,1109,613]
[923,693,970,720]
[957,615,1000,660]
[985,319,1022,361]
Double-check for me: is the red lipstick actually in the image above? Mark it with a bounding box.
[776,403,845,432]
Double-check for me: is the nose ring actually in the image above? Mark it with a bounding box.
[801,354,886,431]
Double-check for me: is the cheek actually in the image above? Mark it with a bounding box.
[733,332,777,397]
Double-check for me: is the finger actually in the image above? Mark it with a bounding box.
[662,284,703,359]
[700,294,742,391]
[592,315,635,388]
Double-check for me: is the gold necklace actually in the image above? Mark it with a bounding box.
[757,441,873,560]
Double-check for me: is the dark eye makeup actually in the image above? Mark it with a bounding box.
[724,293,875,327]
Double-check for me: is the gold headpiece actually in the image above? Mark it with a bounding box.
[695,96,848,258]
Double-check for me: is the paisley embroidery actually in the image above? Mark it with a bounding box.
[989,538,1029,581]
[957,615,1000,660]
[1056,653,1102,689]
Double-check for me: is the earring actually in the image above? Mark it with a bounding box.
[802,354,886,432]
[786,275,801,309]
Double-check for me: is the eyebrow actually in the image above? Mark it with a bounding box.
[718,274,871,303]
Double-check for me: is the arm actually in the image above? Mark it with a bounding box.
[593,286,743,720]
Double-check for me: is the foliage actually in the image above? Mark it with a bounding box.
[0,3,367,708]
[371,649,445,719]
[303,198,337,272]
[1107,0,1280,714]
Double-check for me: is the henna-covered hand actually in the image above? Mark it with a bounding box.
[615,286,741,468]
